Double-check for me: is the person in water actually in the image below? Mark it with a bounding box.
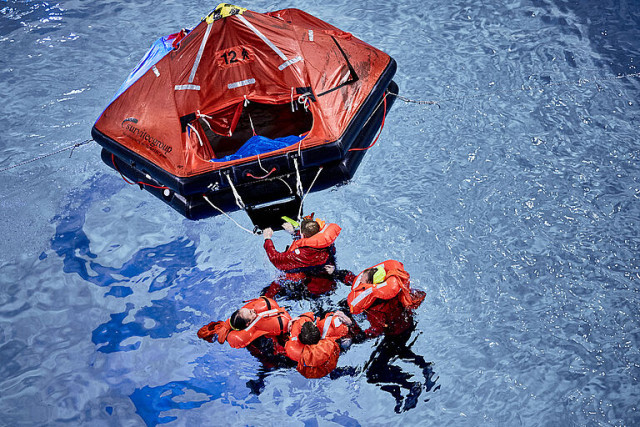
[334,260,437,412]
[197,296,296,394]
[284,310,356,378]
[261,214,342,298]
[336,260,425,337]
[197,296,291,352]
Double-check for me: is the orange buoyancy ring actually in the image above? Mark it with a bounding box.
[197,297,291,348]
[347,260,423,314]
[285,312,350,362]
[296,339,341,379]
[287,221,341,253]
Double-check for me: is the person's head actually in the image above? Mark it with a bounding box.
[299,321,321,345]
[230,307,257,330]
[360,268,376,284]
[300,219,321,238]
[360,266,385,284]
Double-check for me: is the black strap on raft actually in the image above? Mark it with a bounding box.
[316,36,359,98]
[179,113,197,132]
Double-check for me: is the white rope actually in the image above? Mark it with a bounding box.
[297,166,323,220]
[297,92,311,111]
[224,173,246,210]
[293,157,304,198]
[248,113,256,136]
[291,87,295,112]
[203,195,256,235]
[256,154,268,174]
[187,123,204,146]
[196,110,214,131]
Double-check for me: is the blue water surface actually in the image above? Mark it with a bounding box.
[1,0,639,425]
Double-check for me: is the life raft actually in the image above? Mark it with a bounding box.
[92,4,398,226]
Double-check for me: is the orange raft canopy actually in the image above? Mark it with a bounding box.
[92,3,397,225]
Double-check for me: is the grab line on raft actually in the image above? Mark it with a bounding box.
[0,139,93,173]
[111,154,170,190]
[349,95,388,152]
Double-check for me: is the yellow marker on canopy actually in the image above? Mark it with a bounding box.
[206,3,247,23]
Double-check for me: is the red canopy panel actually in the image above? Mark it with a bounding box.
[94,8,391,178]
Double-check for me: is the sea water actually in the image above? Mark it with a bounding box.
[1,0,639,425]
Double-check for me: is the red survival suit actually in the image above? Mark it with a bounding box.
[263,218,341,296]
[346,260,425,337]
[197,297,291,354]
[284,312,350,378]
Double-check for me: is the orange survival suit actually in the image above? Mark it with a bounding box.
[284,311,350,378]
[263,218,341,296]
[197,297,291,353]
[346,260,425,337]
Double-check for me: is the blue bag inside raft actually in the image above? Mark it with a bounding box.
[210,134,304,162]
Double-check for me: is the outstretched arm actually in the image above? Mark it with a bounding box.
[333,269,357,285]
[263,239,330,272]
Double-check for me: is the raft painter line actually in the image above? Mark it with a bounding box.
[0,139,93,173]
[392,71,640,106]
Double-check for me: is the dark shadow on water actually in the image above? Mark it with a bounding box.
[363,324,440,413]
[329,320,440,414]
[548,0,640,83]
[50,175,209,353]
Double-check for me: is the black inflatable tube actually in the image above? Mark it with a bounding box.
[93,58,397,194]
[101,80,397,221]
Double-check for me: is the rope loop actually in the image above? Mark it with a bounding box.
[297,92,312,111]
[246,167,276,180]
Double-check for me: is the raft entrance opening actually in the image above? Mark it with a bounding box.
[203,101,313,159]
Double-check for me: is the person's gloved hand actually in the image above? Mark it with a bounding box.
[263,228,274,239]
[282,222,295,234]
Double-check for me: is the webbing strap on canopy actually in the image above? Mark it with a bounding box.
[189,23,213,83]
